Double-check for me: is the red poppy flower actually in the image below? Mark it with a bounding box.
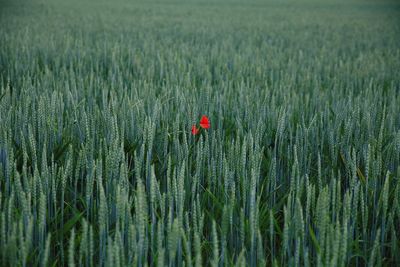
[191,125,199,135]
[199,115,210,129]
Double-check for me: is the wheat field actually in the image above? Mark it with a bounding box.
[0,0,399,266]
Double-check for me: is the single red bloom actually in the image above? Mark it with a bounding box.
[199,115,210,129]
[191,125,199,135]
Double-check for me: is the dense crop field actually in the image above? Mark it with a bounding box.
[1,0,400,266]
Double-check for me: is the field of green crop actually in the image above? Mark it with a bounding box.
[1,0,400,266]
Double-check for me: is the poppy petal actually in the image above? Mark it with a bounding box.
[191,125,199,135]
[199,115,210,129]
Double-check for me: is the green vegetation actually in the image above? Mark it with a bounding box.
[0,0,399,266]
